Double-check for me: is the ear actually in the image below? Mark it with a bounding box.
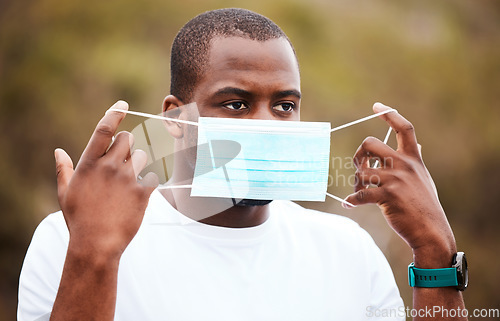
[163,95,184,139]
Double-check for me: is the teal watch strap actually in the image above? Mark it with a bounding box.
[408,263,458,288]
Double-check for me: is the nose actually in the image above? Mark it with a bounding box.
[248,102,274,120]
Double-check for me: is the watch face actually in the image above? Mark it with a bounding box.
[455,252,468,291]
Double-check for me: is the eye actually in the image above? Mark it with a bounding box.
[273,102,295,112]
[223,101,249,110]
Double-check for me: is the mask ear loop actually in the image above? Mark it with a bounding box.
[111,110,232,197]
[372,127,392,168]
[109,108,199,126]
[326,109,397,208]
[113,108,396,209]
[109,108,199,189]
[330,108,396,133]
[325,192,356,207]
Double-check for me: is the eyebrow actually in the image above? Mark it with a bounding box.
[213,87,252,98]
[213,87,302,100]
[273,89,301,100]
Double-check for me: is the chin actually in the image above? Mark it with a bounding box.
[234,199,273,207]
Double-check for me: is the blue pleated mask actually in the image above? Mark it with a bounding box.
[191,117,331,202]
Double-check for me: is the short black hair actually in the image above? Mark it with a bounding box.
[170,8,296,102]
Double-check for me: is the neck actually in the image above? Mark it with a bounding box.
[160,187,270,228]
[160,171,270,228]
[197,203,270,228]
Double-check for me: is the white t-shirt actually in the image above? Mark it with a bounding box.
[18,190,404,321]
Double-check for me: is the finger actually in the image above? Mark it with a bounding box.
[354,168,387,192]
[353,153,370,171]
[418,143,439,198]
[354,168,371,192]
[353,136,396,170]
[373,102,420,157]
[80,101,129,163]
[106,131,134,162]
[343,187,384,208]
[139,172,159,192]
[130,149,148,178]
[55,148,74,201]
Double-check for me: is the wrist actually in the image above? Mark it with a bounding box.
[412,242,457,269]
[67,237,123,269]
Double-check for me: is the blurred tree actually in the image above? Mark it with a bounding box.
[1,0,499,319]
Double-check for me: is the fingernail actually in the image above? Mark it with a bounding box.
[54,147,65,160]
[106,100,129,114]
[373,102,389,111]
[115,100,128,109]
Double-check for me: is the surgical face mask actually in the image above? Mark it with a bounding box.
[112,107,396,207]
[191,117,331,202]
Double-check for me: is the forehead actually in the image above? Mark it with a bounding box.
[194,37,300,96]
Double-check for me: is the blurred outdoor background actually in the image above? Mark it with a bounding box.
[1,0,499,319]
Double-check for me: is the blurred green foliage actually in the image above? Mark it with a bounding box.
[1,0,499,319]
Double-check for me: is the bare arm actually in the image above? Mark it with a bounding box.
[50,101,158,321]
[345,103,466,321]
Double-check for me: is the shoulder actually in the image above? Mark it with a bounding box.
[18,211,69,321]
[269,201,403,304]
[32,211,69,241]
[21,210,69,276]
[22,211,70,264]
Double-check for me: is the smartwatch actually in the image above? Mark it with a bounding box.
[408,252,468,291]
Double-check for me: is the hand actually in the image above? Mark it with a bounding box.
[344,102,456,267]
[55,100,159,261]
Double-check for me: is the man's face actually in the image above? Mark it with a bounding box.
[190,36,301,121]
[184,37,301,207]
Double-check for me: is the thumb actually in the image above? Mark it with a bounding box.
[139,171,159,194]
[55,148,74,201]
